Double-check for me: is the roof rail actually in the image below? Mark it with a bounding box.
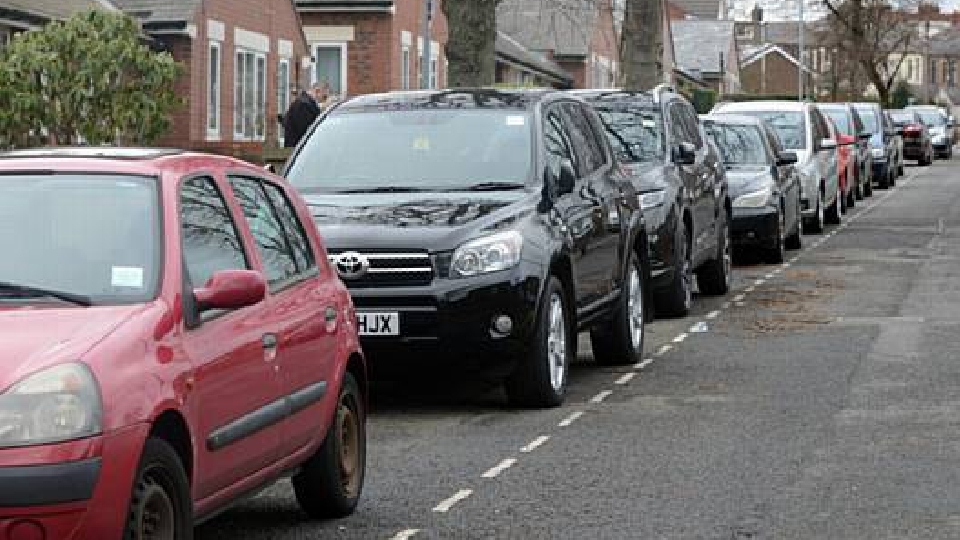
[652,83,676,95]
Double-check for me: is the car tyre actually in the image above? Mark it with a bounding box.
[826,185,842,225]
[293,373,366,519]
[124,438,193,540]
[785,197,803,251]
[888,167,896,187]
[505,277,570,408]
[591,252,645,366]
[863,173,874,196]
[806,189,825,233]
[697,212,731,296]
[765,207,786,264]
[653,221,692,318]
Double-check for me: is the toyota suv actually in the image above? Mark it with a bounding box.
[285,89,651,408]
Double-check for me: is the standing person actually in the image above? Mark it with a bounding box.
[283,83,330,148]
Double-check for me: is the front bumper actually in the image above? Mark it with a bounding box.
[903,142,927,159]
[0,425,147,540]
[643,208,677,292]
[933,137,952,154]
[731,206,779,249]
[350,265,544,372]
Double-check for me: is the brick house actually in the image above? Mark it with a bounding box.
[294,0,448,97]
[497,0,620,89]
[739,43,814,96]
[113,0,310,155]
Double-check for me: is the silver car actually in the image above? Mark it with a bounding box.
[711,101,841,233]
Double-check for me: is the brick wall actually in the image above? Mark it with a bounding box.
[741,52,799,95]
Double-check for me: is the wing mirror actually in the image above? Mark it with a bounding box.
[777,151,798,166]
[673,142,697,165]
[552,159,577,196]
[193,270,267,312]
[858,132,872,141]
[819,138,838,150]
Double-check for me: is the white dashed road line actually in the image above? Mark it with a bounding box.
[657,344,673,355]
[390,529,421,540]
[672,333,688,343]
[635,358,654,370]
[481,458,518,479]
[432,489,473,513]
[733,294,746,302]
[615,372,636,385]
[706,310,721,320]
[559,411,584,427]
[520,435,550,453]
[590,390,614,404]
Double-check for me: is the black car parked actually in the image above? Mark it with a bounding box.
[284,89,650,408]
[888,109,934,166]
[702,114,803,263]
[576,88,732,318]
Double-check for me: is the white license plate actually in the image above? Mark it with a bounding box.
[357,312,400,336]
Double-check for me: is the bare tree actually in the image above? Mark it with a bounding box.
[443,0,502,87]
[822,0,919,105]
[621,0,663,90]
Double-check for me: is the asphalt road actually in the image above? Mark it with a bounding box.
[197,157,960,539]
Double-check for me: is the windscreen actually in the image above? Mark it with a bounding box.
[594,106,666,163]
[704,123,769,165]
[821,108,852,135]
[854,107,880,132]
[916,110,946,127]
[730,111,807,150]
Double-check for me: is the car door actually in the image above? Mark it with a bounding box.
[178,174,284,500]
[227,174,339,457]
[561,101,623,300]
[811,108,838,199]
[667,101,701,256]
[765,124,800,229]
[676,102,716,264]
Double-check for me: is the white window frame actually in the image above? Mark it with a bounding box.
[206,41,222,141]
[234,48,267,142]
[401,45,411,90]
[277,57,290,145]
[312,41,348,96]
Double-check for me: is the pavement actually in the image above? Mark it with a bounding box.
[197,157,960,539]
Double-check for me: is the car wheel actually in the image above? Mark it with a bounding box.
[806,189,825,233]
[863,173,874,196]
[898,162,905,176]
[591,252,645,366]
[766,207,786,264]
[293,373,366,519]
[855,168,865,200]
[889,167,896,187]
[124,438,192,540]
[826,184,842,225]
[785,197,802,250]
[506,277,570,408]
[653,221,692,318]
[697,212,731,296]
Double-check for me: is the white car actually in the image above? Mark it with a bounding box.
[711,101,841,233]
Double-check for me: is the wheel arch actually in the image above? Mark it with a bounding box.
[149,409,194,483]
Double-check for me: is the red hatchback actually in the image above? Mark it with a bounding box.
[0,149,366,539]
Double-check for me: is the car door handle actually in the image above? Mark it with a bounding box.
[262,333,278,350]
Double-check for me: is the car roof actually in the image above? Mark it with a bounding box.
[335,88,560,113]
[0,147,269,180]
[715,100,807,112]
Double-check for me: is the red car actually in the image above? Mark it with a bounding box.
[824,116,854,214]
[0,149,366,539]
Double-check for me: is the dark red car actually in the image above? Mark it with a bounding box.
[0,149,366,539]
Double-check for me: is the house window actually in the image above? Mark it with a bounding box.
[401,46,411,89]
[207,41,221,139]
[277,59,290,145]
[234,49,266,141]
[950,60,957,87]
[430,56,438,89]
[314,43,346,95]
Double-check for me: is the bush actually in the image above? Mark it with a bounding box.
[690,88,717,114]
[0,10,182,148]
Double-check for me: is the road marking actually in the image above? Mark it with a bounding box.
[673,333,688,343]
[733,294,746,302]
[590,390,614,404]
[690,321,709,333]
[722,301,732,309]
[745,286,755,293]
[481,458,518,479]
[521,435,550,453]
[615,372,636,385]
[790,256,799,263]
[635,358,654,370]
[390,529,421,540]
[706,310,721,320]
[433,489,473,513]
[782,262,791,268]
[559,411,584,427]
[657,344,673,355]
[765,273,775,279]
[735,301,746,307]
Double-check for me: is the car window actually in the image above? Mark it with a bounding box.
[543,105,578,180]
[180,176,249,288]
[811,109,829,142]
[704,122,770,165]
[594,105,666,163]
[669,103,688,146]
[851,109,865,133]
[821,108,852,135]
[680,104,704,148]
[561,102,605,176]
[854,106,880,132]
[730,110,807,150]
[229,176,300,286]
[764,124,785,153]
[261,181,316,274]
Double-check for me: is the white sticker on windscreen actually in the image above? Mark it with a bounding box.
[506,115,526,126]
[112,266,144,288]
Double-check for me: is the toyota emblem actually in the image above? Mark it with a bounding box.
[334,252,370,280]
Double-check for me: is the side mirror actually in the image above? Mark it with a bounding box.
[777,151,798,165]
[858,132,872,141]
[673,142,697,165]
[193,270,267,312]
[819,138,838,150]
[264,163,277,174]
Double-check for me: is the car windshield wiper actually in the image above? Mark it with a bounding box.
[333,186,431,194]
[453,182,528,192]
[0,281,92,306]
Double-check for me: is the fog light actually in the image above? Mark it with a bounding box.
[492,315,513,336]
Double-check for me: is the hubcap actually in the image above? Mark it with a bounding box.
[679,234,692,309]
[627,265,644,350]
[722,220,732,287]
[338,399,362,498]
[136,476,175,540]
[818,192,824,226]
[547,293,567,392]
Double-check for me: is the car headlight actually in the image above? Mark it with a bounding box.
[451,231,523,278]
[0,363,102,448]
[733,186,773,208]
[639,190,666,210]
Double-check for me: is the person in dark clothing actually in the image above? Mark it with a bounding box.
[283,83,330,148]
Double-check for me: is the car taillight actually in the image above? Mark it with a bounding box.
[904,124,922,138]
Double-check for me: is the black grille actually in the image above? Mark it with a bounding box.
[328,251,435,287]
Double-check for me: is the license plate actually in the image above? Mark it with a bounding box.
[356,312,399,336]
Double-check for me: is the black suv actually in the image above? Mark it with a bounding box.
[284,89,650,408]
[575,88,731,317]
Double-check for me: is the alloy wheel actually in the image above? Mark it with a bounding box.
[547,293,567,392]
[628,265,644,351]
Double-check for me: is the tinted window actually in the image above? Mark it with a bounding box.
[286,109,534,193]
[0,174,159,304]
[261,182,315,273]
[544,105,577,179]
[595,106,666,163]
[180,176,249,287]
[562,103,605,175]
[229,176,299,285]
[704,123,769,165]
